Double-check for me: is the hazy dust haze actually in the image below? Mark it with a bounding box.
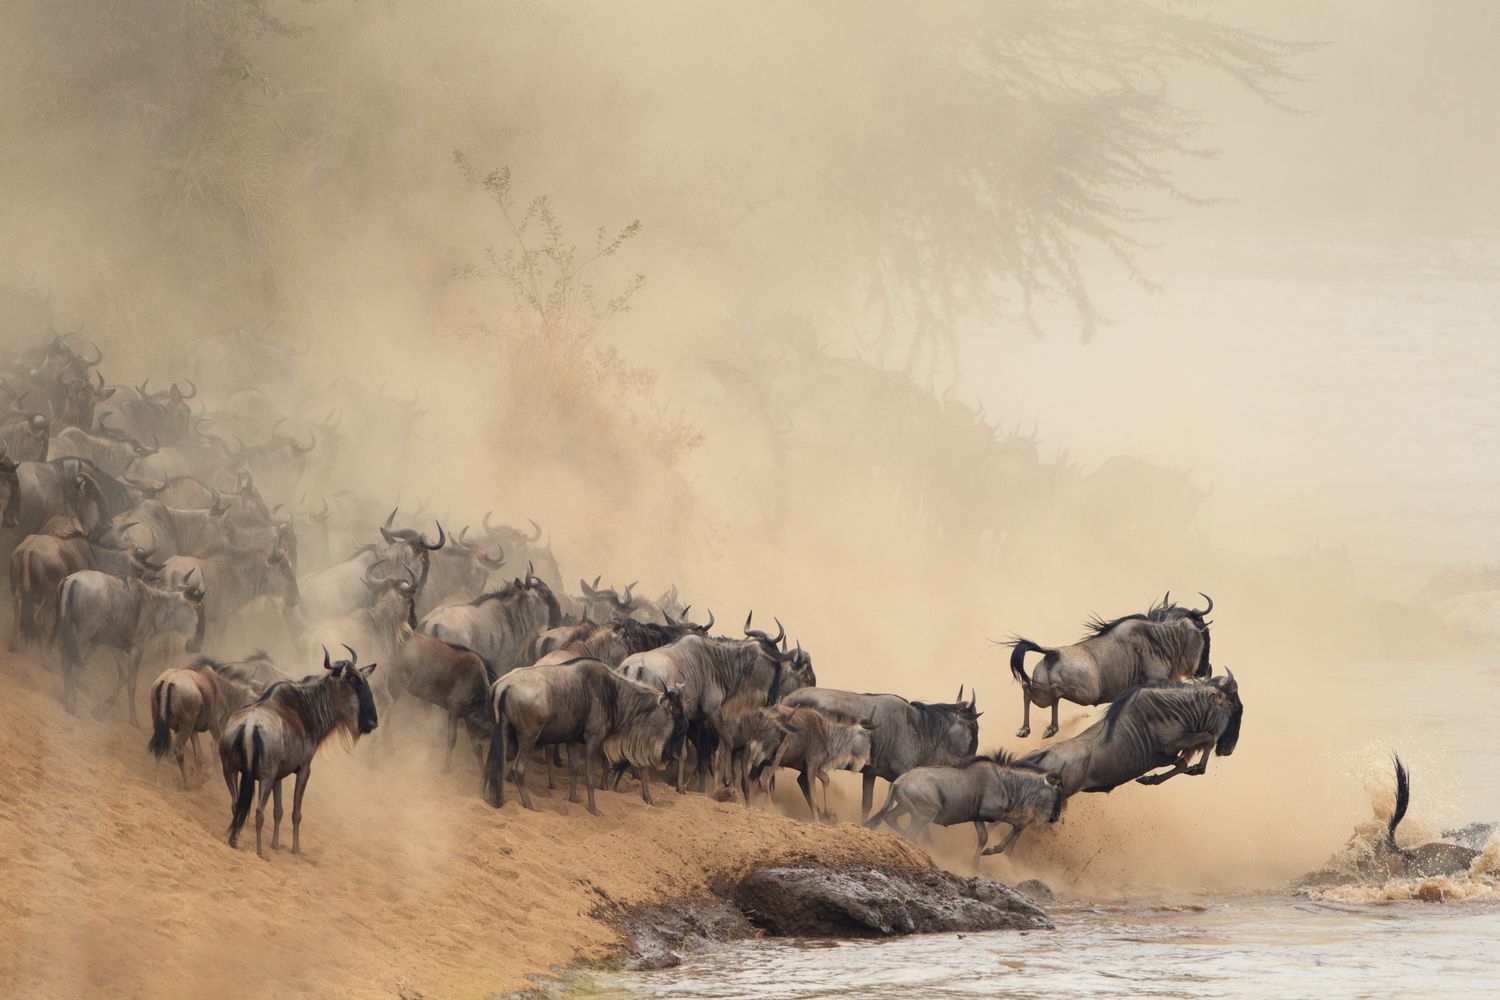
[2,1,1498,997]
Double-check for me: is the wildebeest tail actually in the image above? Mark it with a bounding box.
[147,681,173,758]
[1004,637,1047,686]
[863,782,901,830]
[226,724,261,842]
[55,578,81,668]
[1388,753,1409,852]
[482,687,510,807]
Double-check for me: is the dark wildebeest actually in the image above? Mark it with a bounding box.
[99,378,196,447]
[1005,593,1213,739]
[617,614,814,792]
[0,452,19,528]
[55,566,206,723]
[483,655,687,813]
[384,624,495,770]
[296,507,443,622]
[418,569,562,673]
[780,686,982,820]
[147,655,270,788]
[115,497,237,561]
[8,514,142,649]
[51,367,114,430]
[864,750,1065,857]
[48,416,157,476]
[1018,670,1243,798]
[754,704,875,822]
[13,457,129,536]
[221,645,379,859]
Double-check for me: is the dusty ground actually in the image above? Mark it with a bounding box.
[0,656,928,1000]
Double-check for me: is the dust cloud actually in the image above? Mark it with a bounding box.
[3,1,1498,993]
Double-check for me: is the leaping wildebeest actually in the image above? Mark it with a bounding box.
[221,645,379,859]
[779,686,982,821]
[55,565,206,723]
[864,750,1065,858]
[1004,592,1213,739]
[1017,670,1243,798]
[484,655,688,813]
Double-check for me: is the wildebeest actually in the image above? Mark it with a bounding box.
[115,497,236,560]
[55,566,206,723]
[160,539,300,640]
[479,513,565,597]
[50,367,114,430]
[780,686,982,820]
[296,508,443,622]
[483,655,687,812]
[617,615,813,792]
[418,568,562,673]
[383,623,495,770]
[1018,671,1243,798]
[147,655,271,788]
[99,378,196,447]
[864,750,1065,857]
[754,704,874,822]
[299,562,417,705]
[12,457,129,536]
[221,645,379,859]
[8,514,142,649]
[223,420,316,504]
[578,576,640,622]
[0,452,19,527]
[535,611,714,666]
[0,397,50,462]
[416,524,505,616]
[1005,593,1213,739]
[48,415,156,476]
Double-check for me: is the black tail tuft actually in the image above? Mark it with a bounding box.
[1388,753,1409,852]
[1006,637,1045,686]
[226,725,259,843]
[147,682,172,758]
[482,688,508,807]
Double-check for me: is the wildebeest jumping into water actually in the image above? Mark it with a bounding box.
[1019,670,1242,798]
[220,645,379,859]
[864,749,1065,858]
[1004,592,1213,738]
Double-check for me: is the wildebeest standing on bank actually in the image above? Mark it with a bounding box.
[1005,593,1213,739]
[55,566,206,723]
[780,686,981,820]
[8,513,141,650]
[759,704,875,822]
[864,750,1065,857]
[418,569,562,672]
[1019,670,1243,798]
[0,452,20,528]
[484,656,687,813]
[147,655,270,787]
[221,645,379,859]
[383,623,495,770]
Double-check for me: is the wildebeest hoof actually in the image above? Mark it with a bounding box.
[568,794,581,804]
[1015,726,1030,738]
[979,846,1003,856]
[1135,774,1163,785]
[587,805,602,817]
[1041,725,1057,739]
[90,703,112,721]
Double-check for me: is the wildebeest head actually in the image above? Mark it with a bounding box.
[266,538,301,608]
[742,612,811,697]
[137,378,196,442]
[1150,591,1214,677]
[161,566,207,653]
[580,575,639,619]
[655,680,689,765]
[55,368,114,429]
[364,559,420,627]
[378,505,444,592]
[323,643,380,735]
[96,413,156,457]
[1209,667,1242,757]
[0,452,18,527]
[939,685,983,758]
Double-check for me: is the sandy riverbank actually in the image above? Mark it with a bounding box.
[0,663,930,1000]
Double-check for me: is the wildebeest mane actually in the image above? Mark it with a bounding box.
[908,699,979,757]
[958,747,1052,773]
[469,580,522,605]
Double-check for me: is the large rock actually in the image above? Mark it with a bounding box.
[726,864,1051,937]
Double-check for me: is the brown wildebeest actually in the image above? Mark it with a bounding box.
[8,514,140,650]
[864,750,1066,857]
[220,645,378,859]
[484,656,687,813]
[147,655,273,787]
[385,622,495,770]
[759,704,875,823]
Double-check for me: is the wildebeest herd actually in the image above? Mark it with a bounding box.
[1,330,1244,863]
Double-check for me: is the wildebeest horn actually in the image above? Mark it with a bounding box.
[956,684,964,702]
[178,378,198,400]
[771,617,785,646]
[384,506,398,529]
[421,522,445,550]
[137,378,151,397]
[663,608,677,625]
[526,560,535,578]
[1193,592,1214,617]
[483,510,498,537]
[480,544,506,570]
[458,525,470,544]
[323,646,334,670]
[83,342,102,367]
[703,609,714,631]
[580,577,595,596]
[528,518,543,542]
[341,643,358,664]
[314,496,330,521]
[744,611,754,635]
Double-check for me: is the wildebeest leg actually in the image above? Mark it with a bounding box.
[126,647,145,728]
[173,731,191,789]
[566,744,581,804]
[1042,701,1059,740]
[638,765,654,806]
[1136,753,1195,786]
[1184,743,1213,776]
[675,750,687,794]
[512,731,537,810]
[796,770,818,822]
[817,770,834,824]
[861,770,876,821]
[980,823,1026,856]
[582,736,602,815]
[290,765,310,855]
[974,820,990,856]
[546,745,563,790]
[444,712,460,772]
[271,779,285,850]
[253,778,275,860]
[190,732,203,769]
[1016,685,1033,739]
[93,650,129,721]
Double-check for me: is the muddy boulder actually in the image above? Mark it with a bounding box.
[726,864,1051,937]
